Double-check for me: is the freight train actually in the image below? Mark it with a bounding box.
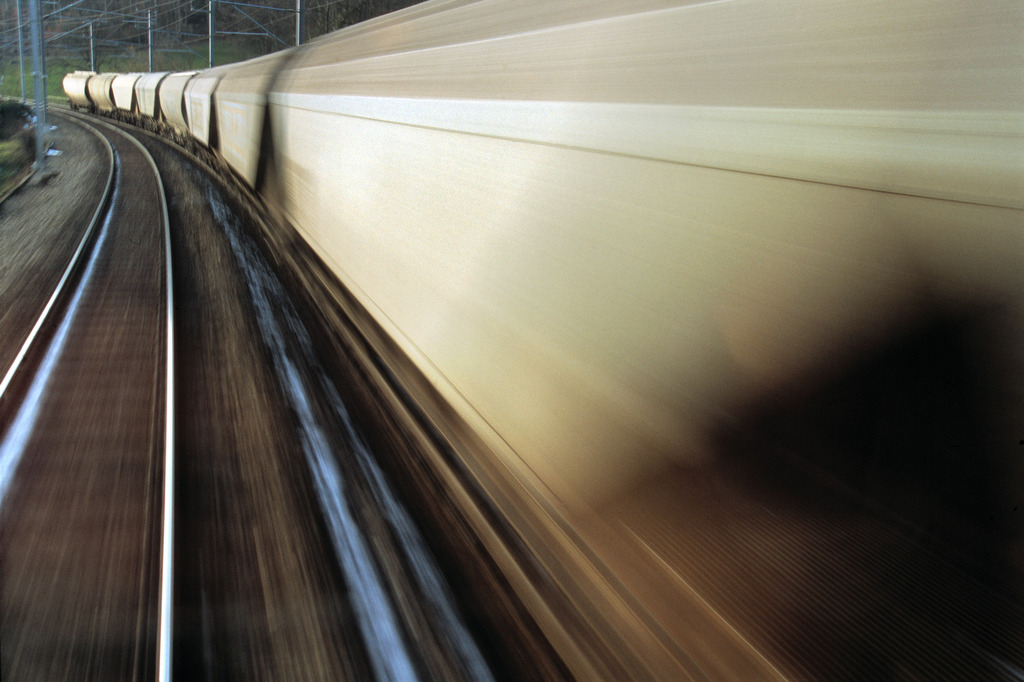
[63,0,1024,678]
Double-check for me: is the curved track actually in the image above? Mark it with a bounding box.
[0,111,174,682]
[0,114,113,412]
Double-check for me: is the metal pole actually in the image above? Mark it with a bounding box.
[41,20,47,126]
[148,10,153,71]
[295,0,305,46]
[27,0,44,170]
[89,21,94,71]
[208,0,215,67]
[17,0,26,101]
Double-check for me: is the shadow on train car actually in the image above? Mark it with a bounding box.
[602,291,1024,679]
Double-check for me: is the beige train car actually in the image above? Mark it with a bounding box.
[269,0,1021,498]
[265,0,1023,678]
[111,73,142,113]
[135,71,169,119]
[158,71,197,132]
[214,50,294,188]
[62,71,94,109]
[185,65,233,148]
[85,73,117,112]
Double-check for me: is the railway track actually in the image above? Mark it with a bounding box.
[0,110,175,681]
[0,113,112,413]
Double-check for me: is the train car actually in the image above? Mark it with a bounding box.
[265,1,1024,676]
[85,73,117,112]
[134,71,169,119]
[158,70,197,132]
[111,73,142,113]
[184,66,232,148]
[212,50,293,189]
[62,71,94,109]
[266,0,1021,504]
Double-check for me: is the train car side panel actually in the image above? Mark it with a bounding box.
[268,0,1024,515]
[135,72,170,119]
[111,73,142,113]
[159,71,197,132]
[267,1,1024,676]
[86,73,117,112]
[214,50,293,188]
[185,66,231,148]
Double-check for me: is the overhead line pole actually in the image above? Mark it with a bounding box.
[89,21,94,71]
[16,0,26,101]
[148,10,153,71]
[27,0,44,170]
[296,0,305,46]
[208,0,215,67]
[40,3,47,126]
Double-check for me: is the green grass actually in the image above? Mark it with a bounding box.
[0,138,32,193]
[0,100,33,196]
[0,37,268,102]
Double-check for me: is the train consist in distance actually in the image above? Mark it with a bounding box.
[64,0,1023,679]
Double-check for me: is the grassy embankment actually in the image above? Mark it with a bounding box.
[0,99,33,197]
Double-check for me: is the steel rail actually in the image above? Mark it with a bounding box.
[0,112,114,408]
[150,126,176,682]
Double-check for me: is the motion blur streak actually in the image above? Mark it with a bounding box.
[0,164,119,511]
[207,181,493,681]
[338,399,496,682]
[284,358,418,682]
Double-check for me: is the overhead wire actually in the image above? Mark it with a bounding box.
[2,0,416,65]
